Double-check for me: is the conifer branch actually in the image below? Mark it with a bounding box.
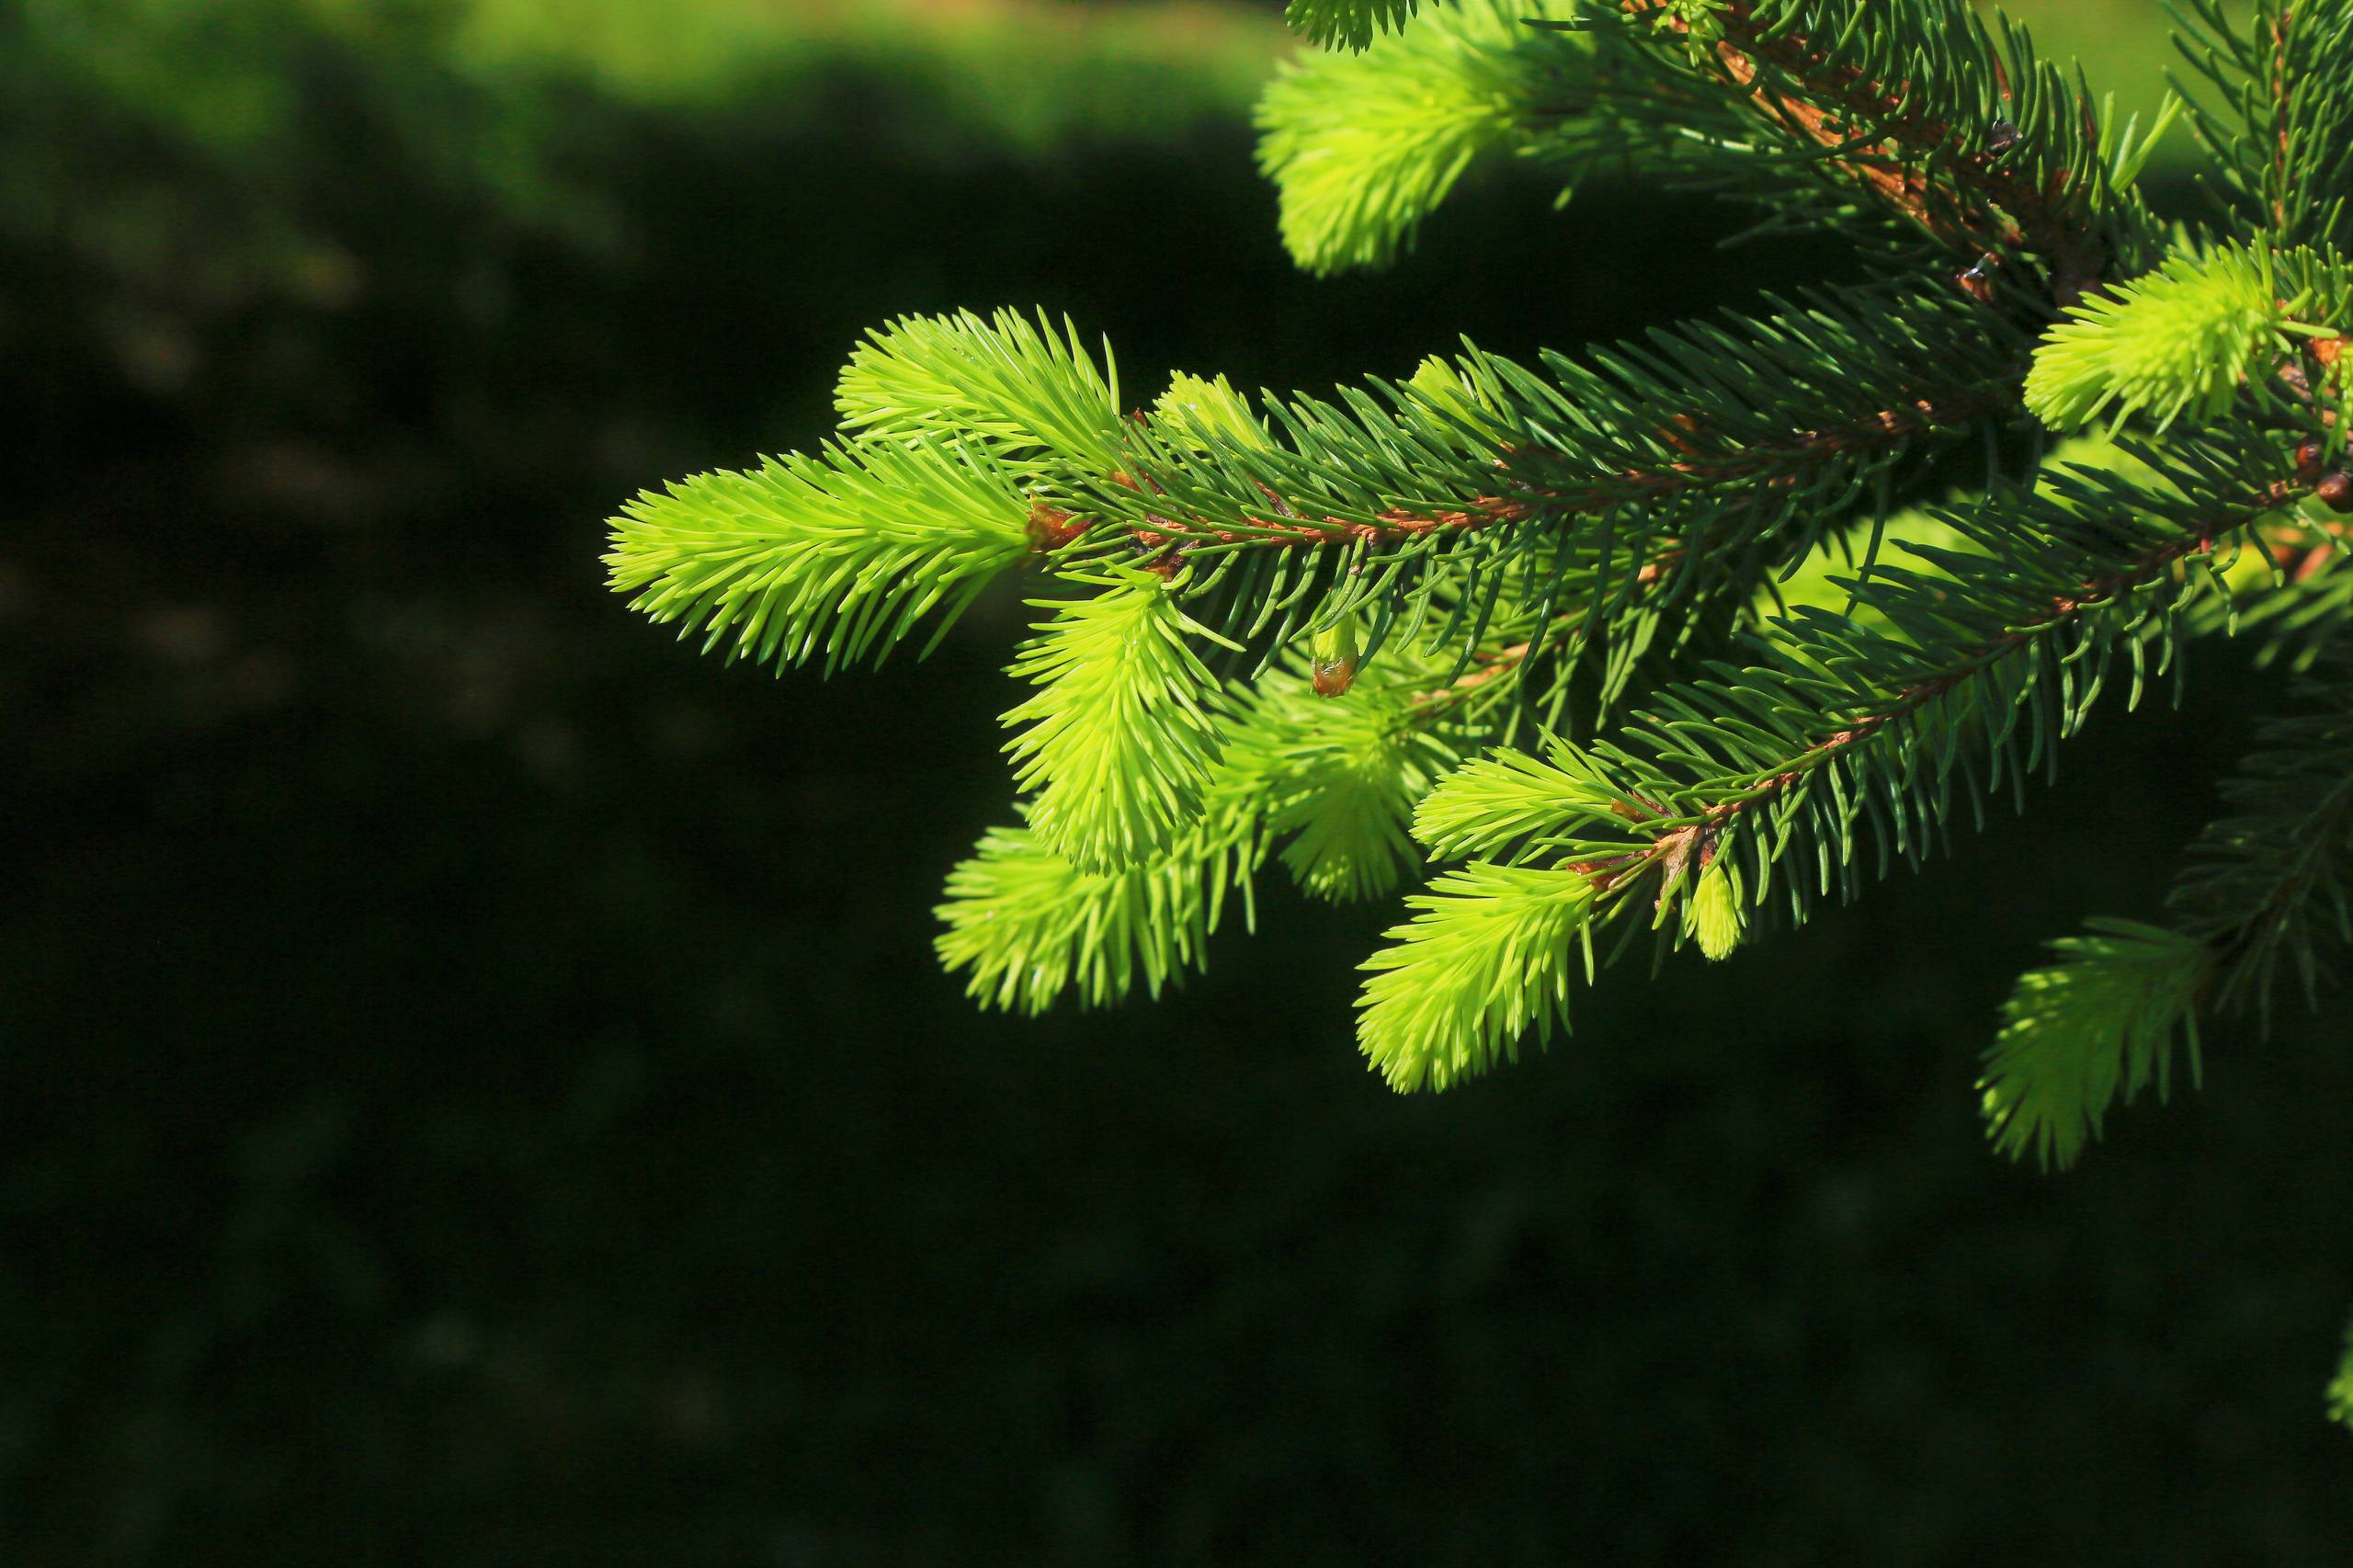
[940,641,1479,1007]
[1109,372,2006,555]
[1974,649,2353,1170]
[2171,0,2353,250]
[1560,462,2301,913]
[2166,643,2353,1017]
[1030,282,2024,667]
[1258,0,1589,273]
[1358,861,1601,1091]
[609,0,2353,1431]
[1382,441,2302,1091]
[1694,481,2292,830]
[1607,0,2163,301]
[935,811,1265,1015]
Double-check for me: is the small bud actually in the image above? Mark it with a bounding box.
[1027,500,1086,551]
[2318,472,2353,514]
[2296,441,2326,485]
[1309,612,1361,698]
[1686,860,1744,961]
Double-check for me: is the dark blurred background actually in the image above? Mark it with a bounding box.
[5,0,2348,1561]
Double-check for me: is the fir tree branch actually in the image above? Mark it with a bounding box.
[837,308,1124,468]
[940,642,1483,1007]
[1617,0,2151,299]
[1975,644,2353,1169]
[2170,0,2353,250]
[1370,446,2299,1094]
[2166,642,2353,1017]
[1358,860,1602,1091]
[1128,375,2009,552]
[2027,240,2353,437]
[935,812,1264,1014]
[1040,281,2022,550]
[1420,442,2303,919]
[1655,473,2300,873]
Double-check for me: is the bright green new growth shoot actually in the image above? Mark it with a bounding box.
[608,0,2353,1426]
[1978,919,2209,1172]
[1002,572,1227,873]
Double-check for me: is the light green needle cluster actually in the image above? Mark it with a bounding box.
[1265,685,1454,902]
[1358,863,1600,1092]
[605,439,1032,673]
[1977,919,2210,1171]
[1153,372,1272,451]
[1412,739,1631,862]
[934,817,1256,1013]
[1256,0,1585,274]
[1003,573,1228,874]
[2023,243,2285,432]
[836,307,1124,467]
[940,644,1468,1008]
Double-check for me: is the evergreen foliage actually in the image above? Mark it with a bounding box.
[1000,573,1228,873]
[1979,919,2209,1172]
[1257,0,1587,272]
[608,0,2353,1421]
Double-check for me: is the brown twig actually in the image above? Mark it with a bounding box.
[2270,7,2294,231]
[1623,0,2109,301]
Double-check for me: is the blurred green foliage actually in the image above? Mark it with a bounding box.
[6,0,2348,1562]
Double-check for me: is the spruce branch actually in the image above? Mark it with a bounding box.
[1040,281,2025,667]
[2167,642,2353,1018]
[1982,643,2353,1166]
[2026,240,2352,435]
[1658,494,2284,904]
[1603,453,2292,896]
[1267,678,1464,902]
[935,811,1263,1015]
[1610,0,2158,299]
[2170,0,2353,250]
[608,0,2353,1433]
[1373,441,2301,1090]
[941,640,1479,1006]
